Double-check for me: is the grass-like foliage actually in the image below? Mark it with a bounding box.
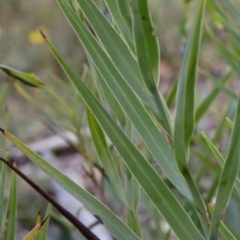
[1,0,240,239]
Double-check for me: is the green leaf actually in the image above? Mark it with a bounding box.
[208,204,238,240]
[38,33,205,240]
[0,82,9,113]
[174,0,209,222]
[87,108,126,204]
[37,204,52,240]
[166,80,177,107]
[175,0,206,152]
[226,117,234,128]
[131,0,159,85]
[23,216,49,240]
[0,154,7,237]
[5,164,17,240]
[131,0,173,135]
[0,64,44,88]
[208,93,240,240]
[126,210,142,238]
[56,0,191,202]
[88,57,126,126]
[71,0,162,116]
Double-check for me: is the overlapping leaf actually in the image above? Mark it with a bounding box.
[131,0,173,135]
[57,0,191,201]
[37,32,205,240]
[208,93,240,239]
[173,0,208,222]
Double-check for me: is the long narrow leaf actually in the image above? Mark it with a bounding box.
[37,204,52,240]
[174,0,208,222]
[73,0,159,115]
[208,204,238,240]
[208,93,240,240]
[131,0,159,85]
[5,164,17,240]
[87,57,126,126]
[56,0,192,201]
[87,108,126,204]
[38,33,205,240]
[131,0,173,135]
[0,152,7,237]
[23,216,49,240]
[0,82,9,113]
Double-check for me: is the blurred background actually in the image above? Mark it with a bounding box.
[1,0,240,239]
[0,0,227,139]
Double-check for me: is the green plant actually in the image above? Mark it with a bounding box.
[1,0,240,239]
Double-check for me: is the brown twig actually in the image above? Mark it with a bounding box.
[0,157,100,240]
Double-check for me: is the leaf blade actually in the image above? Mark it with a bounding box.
[208,93,240,239]
[56,0,191,202]
[38,35,205,240]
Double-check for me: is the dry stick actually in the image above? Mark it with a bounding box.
[0,156,100,240]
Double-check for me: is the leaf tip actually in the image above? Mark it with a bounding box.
[41,214,50,227]
[39,30,47,41]
[0,128,6,135]
[93,214,104,225]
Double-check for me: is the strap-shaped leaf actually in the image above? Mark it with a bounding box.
[57,0,191,201]
[22,216,49,240]
[174,0,208,222]
[87,108,126,204]
[37,204,52,240]
[0,82,9,113]
[38,35,204,240]
[0,152,8,237]
[208,204,238,240]
[131,0,173,135]
[131,0,159,86]
[88,57,126,126]
[5,166,17,240]
[174,0,206,153]
[208,93,240,239]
